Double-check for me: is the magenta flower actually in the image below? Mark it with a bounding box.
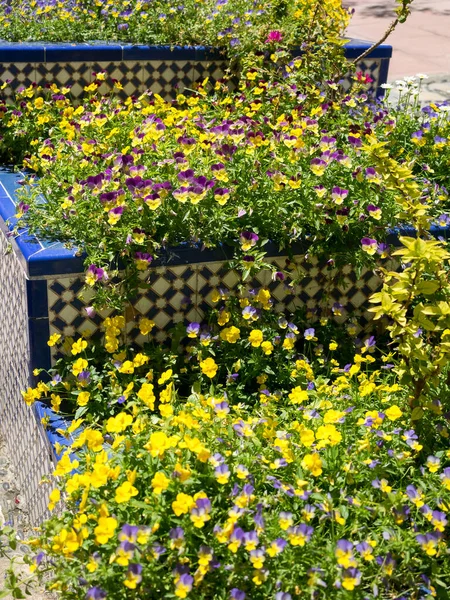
[265,30,283,43]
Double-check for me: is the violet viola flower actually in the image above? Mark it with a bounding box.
[363,336,376,351]
[134,252,153,271]
[269,538,287,555]
[438,214,450,227]
[377,242,390,258]
[78,370,91,385]
[242,306,257,320]
[86,588,107,600]
[214,188,230,205]
[335,539,356,568]
[239,231,259,251]
[287,524,313,546]
[125,563,142,588]
[411,130,424,144]
[341,568,361,590]
[186,322,200,338]
[331,187,349,205]
[215,463,231,483]
[275,593,292,600]
[348,135,362,148]
[175,573,194,598]
[361,237,378,255]
[310,158,327,176]
[85,264,107,286]
[416,532,441,555]
[169,527,185,549]
[367,204,382,220]
[230,589,246,600]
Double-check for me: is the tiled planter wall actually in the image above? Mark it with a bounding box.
[0,36,393,526]
[0,40,392,101]
[0,166,388,523]
[2,168,450,525]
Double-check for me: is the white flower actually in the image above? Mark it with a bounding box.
[404,76,417,83]
[416,73,429,80]
[380,83,393,89]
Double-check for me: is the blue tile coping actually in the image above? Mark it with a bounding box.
[0,39,392,63]
[33,401,76,462]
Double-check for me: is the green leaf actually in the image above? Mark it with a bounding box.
[411,407,424,421]
[74,405,88,420]
[416,280,440,295]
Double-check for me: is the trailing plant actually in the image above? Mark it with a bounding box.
[369,236,450,425]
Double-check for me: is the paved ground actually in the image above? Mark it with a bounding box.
[0,439,48,600]
[345,0,450,102]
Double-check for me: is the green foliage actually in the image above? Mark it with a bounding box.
[370,236,450,420]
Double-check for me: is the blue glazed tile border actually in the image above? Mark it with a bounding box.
[45,43,123,62]
[343,39,392,59]
[0,42,45,62]
[0,39,391,63]
[0,167,86,277]
[26,279,48,318]
[377,57,390,97]
[33,401,75,461]
[29,317,51,372]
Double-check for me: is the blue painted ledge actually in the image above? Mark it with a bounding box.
[33,401,76,461]
[1,167,449,278]
[0,39,391,63]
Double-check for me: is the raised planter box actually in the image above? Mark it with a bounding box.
[2,165,450,525]
[0,39,392,101]
[0,164,388,524]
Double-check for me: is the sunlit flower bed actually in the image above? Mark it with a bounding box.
[22,287,450,599]
[2,73,449,308]
[0,0,349,60]
[1,3,450,597]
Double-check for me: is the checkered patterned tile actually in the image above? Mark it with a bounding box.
[142,60,194,98]
[192,60,235,91]
[47,277,115,358]
[0,63,36,99]
[47,256,384,356]
[92,61,144,98]
[35,61,92,97]
[1,55,384,102]
[342,58,382,93]
[0,225,54,526]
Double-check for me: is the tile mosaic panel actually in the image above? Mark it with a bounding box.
[0,225,54,526]
[0,63,36,99]
[35,61,92,98]
[1,53,387,103]
[47,257,383,356]
[341,58,381,93]
[142,60,194,97]
[93,61,144,98]
[192,60,234,91]
[47,276,115,360]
